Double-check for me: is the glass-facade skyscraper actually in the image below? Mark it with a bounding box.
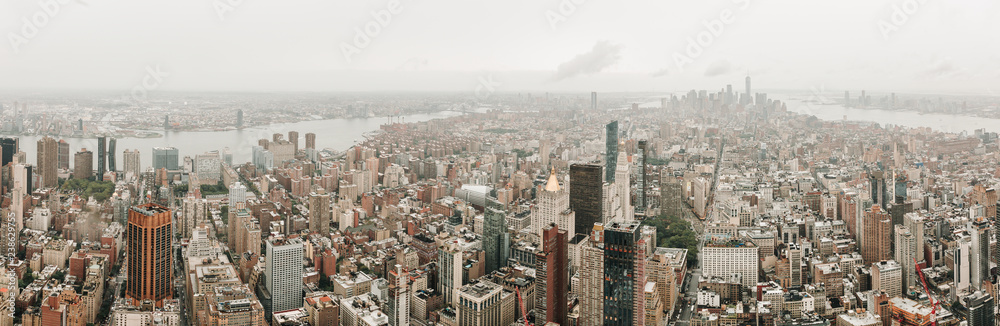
[605,120,618,183]
[152,147,179,171]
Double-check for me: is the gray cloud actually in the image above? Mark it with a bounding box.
[704,59,734,77]
[650,68,670,78]
[551,41,623,81]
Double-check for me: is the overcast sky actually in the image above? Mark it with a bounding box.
[1,0,998,94]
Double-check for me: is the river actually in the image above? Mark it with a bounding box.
[778,96,1000,134]
[2,111,465,171]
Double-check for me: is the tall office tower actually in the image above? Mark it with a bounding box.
[229,181,248,210]
[152,147,179,171]
[236,109,244,128]
[744,74,751,105]
[305,133,316,150]
[97,136,106,181]
[579,225,604,326]
[163,115,170,130]
[903,213,924,263]
[457,280,514,326]
[894,225,916,288]
[604,221,647,326]
[11,162,26,227]
[126,203,173,307]
[108,137,117,173]
[787,244,803,288]
[570,163,603,236]
[971,220,990,289]
[387,264,410,326]
[604,121,618,183]
[438,242,463,306]
[964,291,994,326]
[308,188,331,235]
[0,137,18,166]
[288,131,299,153]
[726,84,733,104]
[861,90,866,106]
[534,224,567,325]
[532,169,574,236]
[272,133,282,142]
[482,197,509,274]
[123,149,141,178]
[844,91,850,107]
[252,146,274,171]
[660,170,684,219]
[591,92,597,110]
[871,260,902,298]
[265,238,304,314]
[57,140,69,170]
[869,171,888,208]
[36,136,58,188]
[73,149,93,180]
[539,139,551,168]
[954,236,971,293]
[637,141,647,213]
[861,205,891,264]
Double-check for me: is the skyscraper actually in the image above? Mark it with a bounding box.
[604,221,645,326]
[570,163,603,236]
[236,109,244,128]
[591,92,597,110]
[163,115,170,130]
[579,225,604,326]
[438,242,463,306]
[893,225,916,288]
[535,224,567,325]
[745,74,751,105]
[637,140,647,213]
[971,219,990,289]
[97,136,106,181]
[265,238,304,314]
[123,149,141,178]
[869,171,888,208]
[308,188,330,235]
[482,197,508,274]
[57,140,69,170]
[36,136,58,188]
[152,147,179,171]
[288,131,299,153]
[126,203,173,307]
[387,264,410,326]
[108,137,117,173]
[605,121,618,183]
[74,149,93,180]
[305,133,316,150]
[532,169,574,236]
[0,137,18,167]
[964,291,994,326]
[861,205,891,264]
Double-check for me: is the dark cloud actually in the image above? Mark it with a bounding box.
[551,41,623,81]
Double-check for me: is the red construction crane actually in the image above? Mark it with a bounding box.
[517,286,532,326]
[914,258,939,326]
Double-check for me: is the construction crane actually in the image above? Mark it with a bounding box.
[516,286,532,326]
[914,258,939,326]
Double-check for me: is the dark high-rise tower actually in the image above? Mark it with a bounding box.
[288,131,299,153]
[605,121,618,183]
[965,291,994,326]
[236,109,244,128]
[163,115,170,130]
[604,221,641,326]
[535,224,567,325]
[0,137,18,167]
[108,137,117,174]
[36,136,58,188]
[869,170,888,208]
[482,197,509,274]
[305,133,316,150]
[97,136,106,181]
[126,203,173,307]
[570,163,603,236]
[637,140,647,213]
